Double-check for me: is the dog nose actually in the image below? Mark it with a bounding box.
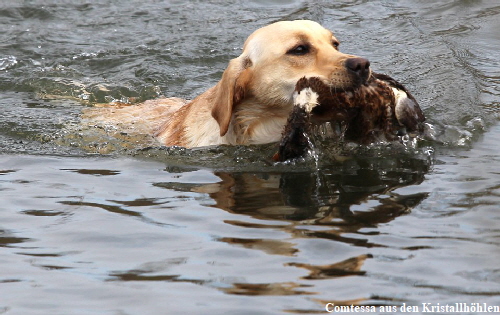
[345,57,370,82]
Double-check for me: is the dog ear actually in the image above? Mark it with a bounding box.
[211,56,253,136]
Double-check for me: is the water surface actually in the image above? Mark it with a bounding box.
[1,0,499,314]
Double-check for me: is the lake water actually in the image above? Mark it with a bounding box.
[1,1,499,314]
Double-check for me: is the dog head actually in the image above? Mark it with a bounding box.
[211,20,371,136]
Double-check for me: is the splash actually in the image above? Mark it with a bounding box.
[423,117,485,147]
[0,56,18,71]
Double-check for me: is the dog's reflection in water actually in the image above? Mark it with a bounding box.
[138,155,429,301]
[207,156,429,228]
[201,157,428,300]
[201,156,428,300]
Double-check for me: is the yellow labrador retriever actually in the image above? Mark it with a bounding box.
[85,20,371,148]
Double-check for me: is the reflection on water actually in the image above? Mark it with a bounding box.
[288,254,372,279]
[0,132,499,312]
[0,229,32,248]
[211,154,429,227]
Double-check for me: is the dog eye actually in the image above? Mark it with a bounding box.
[332,41,340,49]
[287,44,310,55]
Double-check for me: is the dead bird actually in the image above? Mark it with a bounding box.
[274,74,425,162]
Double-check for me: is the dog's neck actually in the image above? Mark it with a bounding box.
[223,98,291,145]
[156,87,292,148]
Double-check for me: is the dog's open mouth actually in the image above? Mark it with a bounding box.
[274,74,425,162]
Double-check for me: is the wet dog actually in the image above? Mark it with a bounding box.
[83,20,424,157]
[85,20,388,147]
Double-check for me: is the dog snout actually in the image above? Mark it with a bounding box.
[345,57,371,84]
